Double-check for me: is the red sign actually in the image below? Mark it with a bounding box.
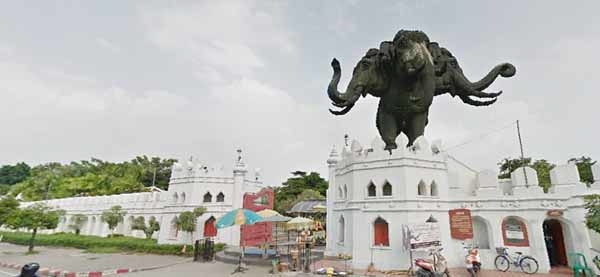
[449,209,473,240]
[241,188,274,247]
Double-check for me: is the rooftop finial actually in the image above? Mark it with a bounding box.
[344,134,349,147]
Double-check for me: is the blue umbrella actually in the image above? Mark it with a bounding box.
[216,208,262,229]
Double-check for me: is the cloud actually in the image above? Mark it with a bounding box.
[95,37,121,53]
[139,1,294,77]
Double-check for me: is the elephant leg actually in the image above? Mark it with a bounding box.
[405,111,428,147]
[376,105,399,152]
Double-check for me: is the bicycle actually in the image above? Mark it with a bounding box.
[494,247,539,274]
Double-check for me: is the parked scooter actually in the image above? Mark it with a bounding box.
[17,263,40,277]
[462,243,481,276]
[414,247,449,277]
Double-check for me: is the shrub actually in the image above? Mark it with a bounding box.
[0,231,224,256]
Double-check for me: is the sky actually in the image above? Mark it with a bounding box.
[1,1,599,186]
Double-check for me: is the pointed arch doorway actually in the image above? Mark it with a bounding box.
[543,219,567,267]
[204,216,217,238]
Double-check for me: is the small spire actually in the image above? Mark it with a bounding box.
[235,148,246,169]
[344,134,349,147]
[328,145,339,165]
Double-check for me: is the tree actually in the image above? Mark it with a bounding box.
[274,171,328,214]
[585,194,600,233]
[0,184,10,195]
[175,207,206,245]
[101,205,127,235]
[5,156,176,201]
[145,217,161,239]
[531,159,556,192]
[68,214,88,235]
[0,196,19,226]
[130,156,177,190]
[498,157,532,179]
[497,157,556,192]
[0,162,31,185]
[569,156,597,185]
[5,203,63,252]
[132,216,146,233]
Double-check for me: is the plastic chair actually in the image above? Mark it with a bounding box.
[569,252,594,277]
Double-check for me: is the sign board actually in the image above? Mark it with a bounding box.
[502,217,529,246]
[547,210,563,217]
[407,223,441,249]
[241,188,274,247]
[449,209,473,240]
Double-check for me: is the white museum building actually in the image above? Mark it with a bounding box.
[325,135,600,273]
[8,150,265,247]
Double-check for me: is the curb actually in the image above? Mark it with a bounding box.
[0,260,191,277]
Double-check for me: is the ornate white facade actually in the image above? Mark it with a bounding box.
[325,135,600,273]
[11,151,264,247]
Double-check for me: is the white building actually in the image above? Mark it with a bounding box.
[11,150,264,247]
[325,135,600,273]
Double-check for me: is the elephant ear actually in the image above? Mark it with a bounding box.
[428,42,461,96]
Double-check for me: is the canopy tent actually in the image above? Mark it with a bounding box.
[287,200,326,215]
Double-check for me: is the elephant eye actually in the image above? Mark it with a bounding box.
[360,61,370,68]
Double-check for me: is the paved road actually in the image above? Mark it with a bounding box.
[0,268,17,276]
[0,243,187,273]
[126,262,312,277]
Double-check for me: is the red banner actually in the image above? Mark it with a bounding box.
[449,209,473,240]
[241,188,274,247]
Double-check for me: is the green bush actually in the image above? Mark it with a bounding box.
[0,231,224,256]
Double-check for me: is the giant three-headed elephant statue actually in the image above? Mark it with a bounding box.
[327,30,516,152]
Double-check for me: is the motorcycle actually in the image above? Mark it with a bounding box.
[17,263,40,277]
[462,243,481,276]
[414,247,449,277]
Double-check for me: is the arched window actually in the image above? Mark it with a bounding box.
[368,182,376,197]
[170,217,179,239]
[418,180,427,196]
[502,217,529,247]
[172,192,178,203]
[383,181,392,196]
[343,185,348,199]
[373,217,389,246]
[203,192,212,203]
[430,181,438,197]
[180,192,186,203]
[216,192,225,202]
[338,186,343,199]
[204,216,217,237]
[338,216,345,243]
[472,217,491,249]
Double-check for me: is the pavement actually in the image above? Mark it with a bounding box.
[0,242,188,276]
[0,243,577,276]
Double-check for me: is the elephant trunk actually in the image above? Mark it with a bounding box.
[328,58,362,115]
[469,63,516,91]
[450,63,516,100]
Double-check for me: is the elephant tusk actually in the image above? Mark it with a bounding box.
[329,104,355,115]
[459,95,498,106]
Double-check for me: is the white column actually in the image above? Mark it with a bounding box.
[325,146,339,256]
[528,219,551,273]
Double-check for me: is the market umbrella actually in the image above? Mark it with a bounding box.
[216,208,263,273]
[287,216,314,230]
[256,209,280,218]
[216,208,262,229]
